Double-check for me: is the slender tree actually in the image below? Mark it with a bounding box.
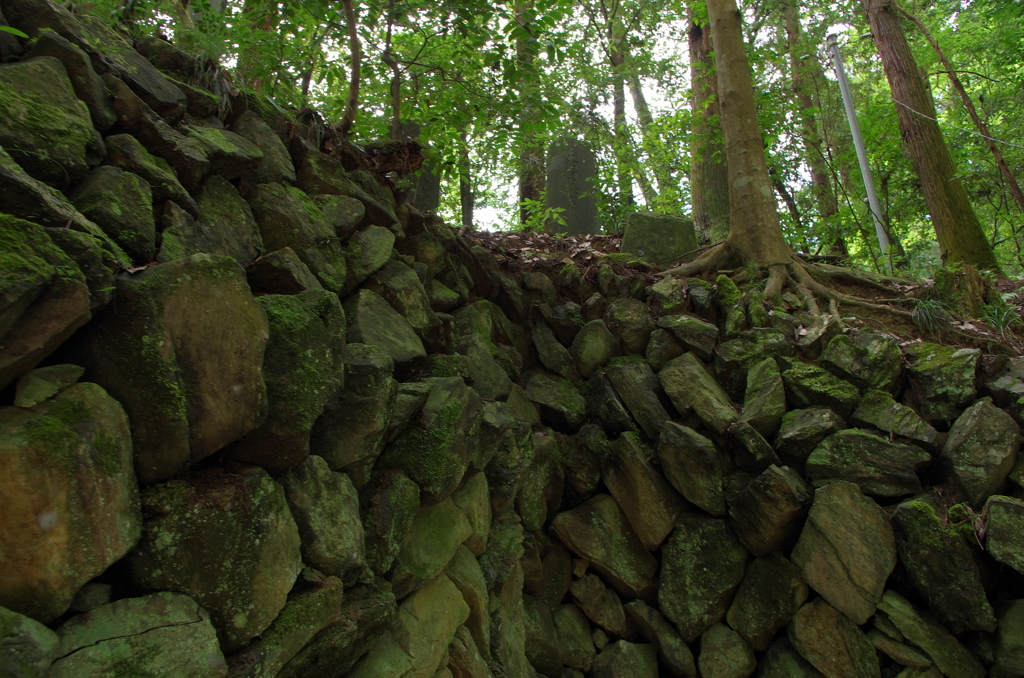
[863,0,1001,273]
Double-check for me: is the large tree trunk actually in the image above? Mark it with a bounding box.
[863,0,1001,273]
[781,0,844,255]
[688,10,730,245]
[706,0,790,266]
[516,0,545,225]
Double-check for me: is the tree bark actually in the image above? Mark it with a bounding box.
[337,0,361,138]
[459,128,474,229]
[515,0,545,225]
[688,10,730,245]
[863,0,1000,273]
[781,0,845,255]
[706,0,790,266]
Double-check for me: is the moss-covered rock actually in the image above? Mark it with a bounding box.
[942,399,1022,507]
[0,56,102,187]
[659,352,738,435]
[591,639,659,678]
[892,499,995,633]
[70,166,155,265]
[606,363,671,440]
[344,289,427,367]
[128,465,302,652]
[728,419,782,471]
[514,433,564,531]
[533,323,576,380]
[904,342,981,425]
[48,593,225,678]
[246,246,325,294]
[0,382,139,623]
[623,599,695,676]
[13,363,83,408]
[604,297,656,355]
[445,545,490,663]
[104,133,197,214]
[876,590,985,678]
[781,362,860,419]
[0,604,58,677]
[788,599,879,678]
[376,376,482,504]
[0,214,92,391]
[790,481,895,625]
[75,254,268,484]
[195,175,265,265]
[984,495,1024,576]
[230,110,297,185]
[726,552,808,652]
[773,407,843,468]
[644,328,684,372]
[805,429,930,498]
[658,421,728,516]
[728,465,811,557]
[820,332,902,394]
[390,496,472,598]
[850,390,940,452]
[25,30,115,133]
[365,259,441,348]
[742,357,786,439]
[571,319,622,379]
[699,623,755,678]
[714,329,795,401]
[523,368,587,433]
[658,515,748,642]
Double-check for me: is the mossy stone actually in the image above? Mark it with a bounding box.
[70,166,155,265]
[782,362,860,419]
[904,342,981,424]
[524,368,587,433]
[788,599,879,678]
[571,319,622,379]
[390,497,472,598]
[659,352,738,435]
[942,399,1022,507]
[805,429,930,498]
[196,174,264,265]
[715,329,795,401]
[742,357,786,439]
[774,408,843,467]
[850,390,940,452]
[344,289,427,366]
[820,332,902,394]
[726,552,808,652]
[877,590,985,678]
[103,133,196,213]
[0,604,58,677]
[603,297,656,355]
[13,363,84,408]
[658,422,728,515]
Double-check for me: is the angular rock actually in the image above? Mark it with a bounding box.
[515,435,564,531]
[805,429,930,498]
[820,332,902,394]
[942,399,1021,507]
[246,247,324,294]
[715,329,795,401]
[362,470,421,576]
[230,110,297,185]
[365,259,441,349]
[75,254,268,484]
[867,628,932,669]
[571,319,622,379]
[463,335,513,401]
[774,408,844,467]
[699,623,755,678]
[448,625,492,678]
[25,30,116,132]
[893,499,995,633]
[277,582,396,678]
[0,215,92,392]
[345,289,427,367]
[128,466,302,652]
[524,368,587,433]
[606,363,671,439]
[851,390,940,452]
[904,342,981,424]
[445,545,490,663]
[591,640,659,678]
[728,419,782,471]
[726,552,808,652]
[226,570,344,678]
[658,314,718,361]
[490,561,533,678]
[451,472,491,556]
[992,600,1024,678]
[316,193,365,241]
[877,590,985,678]
[649,276,688,315]
[280,456,364,581]
[604,297,656,354]
[759,636,824,678]
[49,593,225,678]
[644,328,685,372]
[604,431,687,550]
[523,594,561,676]
[390,496,472,598]
[551,494,659,599]
[659,352,738,434]
[0,604,59,677]
[533,323,575,379]
[788,599,879,678]
[103,133,197,214]
[183,125,264,179]
[194,174,266,266]
[13,363,83,408]
[0,382,139,623]
[569,574,631,639]
[658,422,728,516]
[742,357,787,439]
[984,495,1024,576]
[659,516,748,641]
[728,465,811,557]
[986,357,1024,426]
[482,409,535,514]
[377,377,482,504]
[230,290,345,472]
[624,600,696,677]
[584,369,636,434]
[790,481,896,624]
[554,604,596,672]
[70,166,155,264]
[0,56,101,187]
[782,362,860,419]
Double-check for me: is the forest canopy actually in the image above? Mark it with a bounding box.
[68,0,1024,278]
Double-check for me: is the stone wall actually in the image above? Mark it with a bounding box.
[3,4,1024,677]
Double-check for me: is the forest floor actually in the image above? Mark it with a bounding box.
[467,229,1024,358]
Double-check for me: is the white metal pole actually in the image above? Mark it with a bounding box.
[828,33,891,270]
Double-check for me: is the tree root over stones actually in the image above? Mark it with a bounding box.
[661,243,917,328]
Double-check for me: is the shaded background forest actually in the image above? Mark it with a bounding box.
[55,0,1024,277]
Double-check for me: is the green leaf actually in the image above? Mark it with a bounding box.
[0,25,29,39]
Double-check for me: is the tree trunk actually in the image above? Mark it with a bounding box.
[609,38,645,207]
[337,0,361,138]
[782,0,845,255]
[459,128,474,229]
[688,10,730,245]
[706,0,790,266]
[863,0,1001,273]
[628,72,677,204]
[515,0,545,225]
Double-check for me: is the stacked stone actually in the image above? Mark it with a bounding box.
[3,3,1024,677]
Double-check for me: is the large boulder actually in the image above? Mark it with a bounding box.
[659,516,748,642]
[877,590,985,678]
[0,605,59,677]
[726,552,808,652]
[75,254,269,485]
[941,399,1021,506]
[69,166,155,265]
[390,497,472,598]
[524,368,587,432]
[658,422,728,516]
[788,599,879,678]
[229,290,345,473]
[819,332,902,394]
[128,466,302,652]
[606,363,671,439]
[904,342,980,425]
[48,593,226,678]
[0,383,138,623]
[659,352,738,434]
[790,481,896,624]
[194,175,265,266]
[804,429,930,498]
[0,56,102,187]
[344,289,427,367]
[0,215,92,391]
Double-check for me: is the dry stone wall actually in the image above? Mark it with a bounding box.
[3,4,1024,677]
